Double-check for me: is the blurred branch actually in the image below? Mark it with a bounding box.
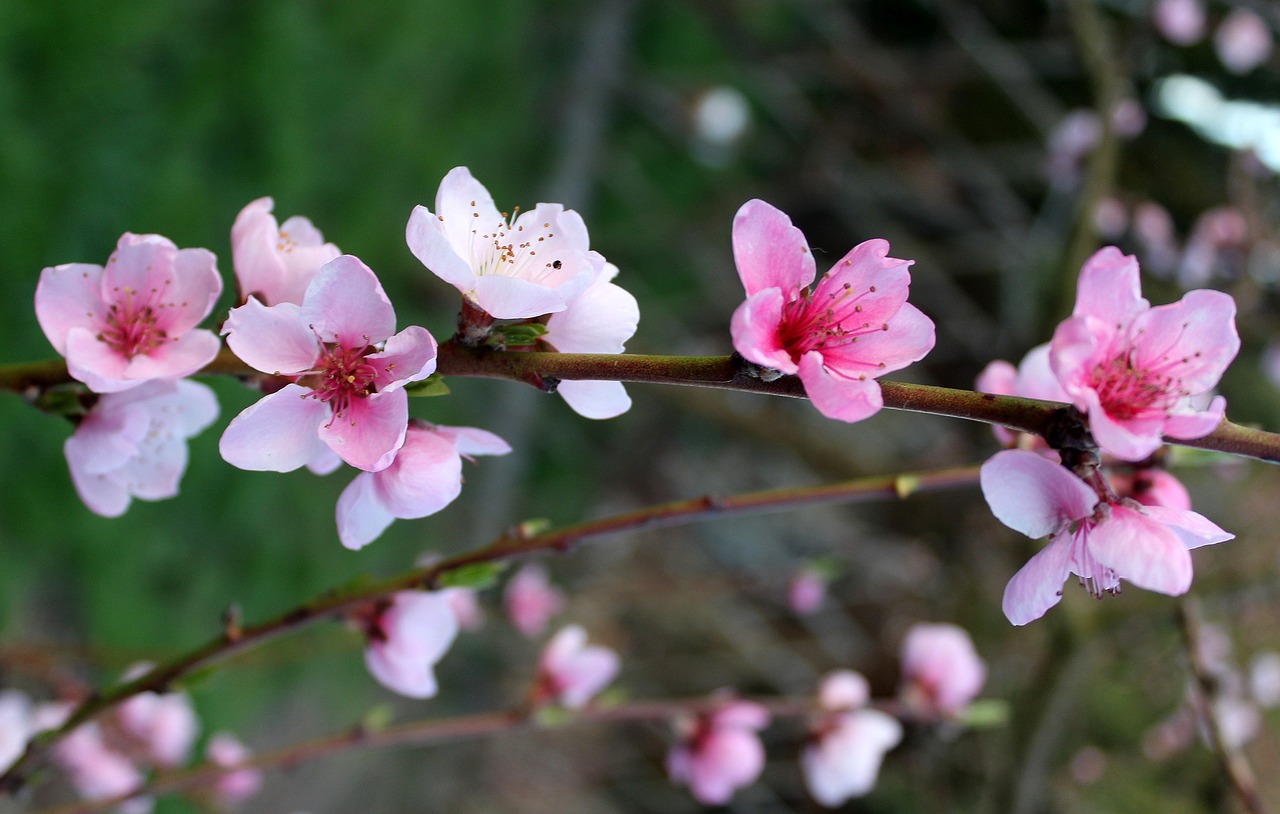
[1178,597,1272,814]
[29,693,825,814]
[0,463,980,795]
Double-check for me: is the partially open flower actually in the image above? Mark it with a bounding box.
[231,197,341,306]
[667,697,770,805]
[363,591,459,699]
[532,625,619,709]
[898,623,986,718]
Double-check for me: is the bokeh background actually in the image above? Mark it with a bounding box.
[2,0,1280,811]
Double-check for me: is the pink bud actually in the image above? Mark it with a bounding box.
[899,623,986,717]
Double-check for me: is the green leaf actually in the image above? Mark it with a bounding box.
[361,704,395,733]
[488,322,548,348]
[405,374,451,398]
[437,561,507,590]
[957,698,1009,729]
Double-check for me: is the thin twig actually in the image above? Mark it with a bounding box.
[0,463,980,794]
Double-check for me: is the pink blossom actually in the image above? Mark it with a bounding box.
[1215,9,1273,74]
[667,698,769,805]
[729,200,935,423]
[787,566,828,615]
[1154,0,1206,45]
[1049,247,1239,461]
[364,591,459,698]
[532,625,620,709]
[336,422,510,550]
[976,343,1068,451]
[64,379,219,518]
[219,255,437,473]
[231,197,341,306]
[981,450,1232,625]
[406,167,598,319]
[802,671,902,806]
[0,690,33,772]
[899,623,986,717]
[205,732,263,805]
[35,233,222,394]
[504,563,566,638]
[542,254,640,419]
[55,724,150,814]
[116,666,198,768]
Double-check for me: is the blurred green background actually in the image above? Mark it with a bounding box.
[2,0,1280,811]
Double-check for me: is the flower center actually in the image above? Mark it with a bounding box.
[98,286,169,358]
[1089,352,1179,419]
[777,277,889,368]
[464,202,566,283]
[303,335,382,426]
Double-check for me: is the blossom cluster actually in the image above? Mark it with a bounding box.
[0,672,259,812]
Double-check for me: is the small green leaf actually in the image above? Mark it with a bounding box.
[534,705,572,727]
[514,518,554,538]
[437,561,507,590]
[361,704,395,733]
[405,374,451,398]
[957,698,1009,729]
[488,323,548,348]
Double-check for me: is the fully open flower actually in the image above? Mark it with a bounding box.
[898,623,986,717]
[532,625,620,709]
[363,591,459,699]
[802,671,902,807]
[65,379,219,518]
[219,255,436,473]
[729,200,935,423]
[542,254,640,419]
[1049,247,1239,461]
[36,233,222,393]
[231,197,341,306]
[667,697,770,805]
[336,422,511,550]
[406,167,597,320]
[981,450,1232,625]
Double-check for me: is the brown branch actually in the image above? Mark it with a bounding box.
[0,463,980,795]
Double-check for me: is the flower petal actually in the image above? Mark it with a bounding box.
[544,277,639,354]
[797,351,883,423]
[470,274,567,320]
[371,427,462,518]
[219,384,330,472]
[35,263,108,354]
[980,449,1098,538]
[1001,534,1073,625]
[1089,505,1194,595]
[730,288,795,373]
[223,299,319,375]
[301,256,396,346]
[121,330,220,383]
[556,380,632,419]
[1142,505,1234,550]
[318,389,408,472]
[1129,289,1239,394]
[1074,246,1148,324]
[406,203,477,292]
[732,199,815,296]
[336,473,396,551]
[368,325,438,391]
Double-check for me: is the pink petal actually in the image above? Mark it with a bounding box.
[980,449,1098,538]
[64,328,132,393]
[1073,246,1148,324]
[1002,534,1073,625]
[160,248,222,335]
[1015,344,1071,402]
[797,352,883,423]
[65,453,132,517]
[544,278,639,354]
[732,199,815,296]
[817,239,911,325]
[434,425,512,458]
[975,360,1016,396]
[1130,290,1239,393]
[556,380,632,419]
[336,473,396,551]
[1143,505,1234,550]
[370,427,462,518]
[368,325,437,391]
[219,384,331,472]
[365,591,458,698]
[730,288,795,373]
[406,203,477,292]
[223,299,319,375]
[434,167,502,266]
[1082,389,1166,462]
[1088,505,1194,595]
[688,730,765,804]
[818,670,870,711]
[1162,395,1225,440]
[103,234,178,296]
[470,274,567,320]
[121,330,220,382]
[301,256,396,346]
[821,301,936,375]
[35,263,108,354]
[318,389,408,472]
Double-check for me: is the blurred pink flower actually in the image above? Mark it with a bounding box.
[899,623,986,717]
[364,591,459,699]
[55,723,150,814]
[981,449,1232,625]
[1215,8,1273,74]
[1132,201,1180,276]
[532,625,620,709]
[406,167,598,320]
[336,422,510,550]
[220,255,436,473]
[802,671,902,806]
[116,666,198,768]
[1154,0,1206,45]
[64,379,218,518]
[35,233,222,394]
[205,732,263,805]
[0,690,33,772]
[730,199,935,423]
[1178,206,1248,287]
[231,197,341,306]
[787,566,828,615]
[443,587,485,632]
[542,254,640,419]
[667,698,769,805]
[504,563,566,638]
[1049,247,1239,461]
